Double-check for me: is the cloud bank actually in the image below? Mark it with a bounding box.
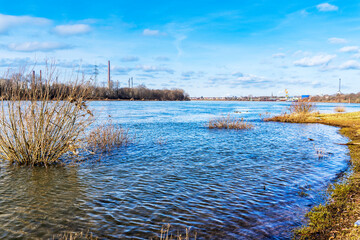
[54,24,91,36]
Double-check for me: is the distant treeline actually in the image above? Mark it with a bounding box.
[89,84,189,101]
[0,75,190,101]
[310,93,360,103]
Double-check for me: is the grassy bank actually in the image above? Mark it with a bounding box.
[265,110,360,239]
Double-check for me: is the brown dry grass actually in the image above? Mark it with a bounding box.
[208,115,253,130]
[158,224,197,240]
[86,120,132,153]
[0,67,93,166]
[53,231,98,240]
[288,101,316,114]
[264,101,317,123]
[335,106,346,113]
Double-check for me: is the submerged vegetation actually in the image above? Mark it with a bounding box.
[208,114,253,130]
[87,120,132,153]
[55,225,197,240]
[266,109,360,239]
[158,224,197,240]
[54,231,98,240]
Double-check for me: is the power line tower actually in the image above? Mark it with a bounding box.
[107,61,111,89]
[337,78,342,95]
[93,65,99,84]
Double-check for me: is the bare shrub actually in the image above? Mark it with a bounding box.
[208,115,253,130]
[86,120,131,153]
[288,101,316,114]
[0,67,93,166]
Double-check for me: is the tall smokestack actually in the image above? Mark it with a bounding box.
[108,60,111,89]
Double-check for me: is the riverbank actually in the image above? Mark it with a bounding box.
[265,111,360,239]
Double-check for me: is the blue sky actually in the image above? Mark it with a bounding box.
[0,0,360,97]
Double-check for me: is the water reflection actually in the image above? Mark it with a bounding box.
[0,165,94,239]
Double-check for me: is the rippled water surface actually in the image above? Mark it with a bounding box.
[0,101,359,239]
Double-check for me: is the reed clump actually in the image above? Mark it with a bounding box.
[53,231,98,240]
[158,224,197,240]
[0,68,93,166]
[334,106,346,113]
[86,121,131,153]
[208,115,253,130]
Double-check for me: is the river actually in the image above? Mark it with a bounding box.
[0,101,358,239]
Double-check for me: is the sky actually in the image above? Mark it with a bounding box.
[0,0,360,97]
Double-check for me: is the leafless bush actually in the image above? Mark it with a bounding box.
[0,67,93,166]
[288,101,316,114]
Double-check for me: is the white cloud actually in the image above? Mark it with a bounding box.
[0,14,50,33]
[272,53,286,58]
[120,56,139,62]
[339,46,360,53]
[111,64,175,75]
[54,24,91,36]
[339,60,360,70]
[294,54,336,67]
[137,65,174,74]
[316,3,338,12]
[155,56,170,61]
[8,42,71,52]
[352,53,360,58]
[143,29,161,36]
[328,37,347,44]
[0,57,33,67]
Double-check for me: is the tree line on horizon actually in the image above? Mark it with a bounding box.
[310,93,360,103]
[0,74,190,101]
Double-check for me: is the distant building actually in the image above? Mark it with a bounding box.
[301,95,310,99]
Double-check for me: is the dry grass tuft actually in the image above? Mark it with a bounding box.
[208,115,253,130]
[0,67,93,166]
[159,224,197,240]
[53,231,98,240]
[86,120,131,153]
[264,101,317,123]
[334,106,346,113]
